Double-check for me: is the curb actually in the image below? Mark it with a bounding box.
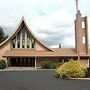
[71,78,90,80]
[0,69,55,72]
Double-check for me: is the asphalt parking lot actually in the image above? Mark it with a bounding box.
[0,71,90,90]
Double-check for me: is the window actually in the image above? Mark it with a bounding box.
[82,21,85,29]
[22,29,25,48]
[12,37,16,48]
[17,31,20,48]
[27,32,30,48]
[82,36,85,44]
[31,37,35,48]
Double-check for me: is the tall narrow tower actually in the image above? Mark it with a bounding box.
[75,1,89,57]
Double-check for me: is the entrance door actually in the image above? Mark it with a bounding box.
[10,58,20,66]
[30,58,35,66]
[10,57,35,67]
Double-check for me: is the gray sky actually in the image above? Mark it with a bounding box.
[0,0,90,48]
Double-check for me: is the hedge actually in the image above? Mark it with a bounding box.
[41,60,63,69]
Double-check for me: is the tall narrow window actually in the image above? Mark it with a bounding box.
[31,37,35,48]
[82,21,85,29]
[22,29,25,48]
[17,31,20,48]
[27,32,30,48]
[82,36,85,44]
[12,37,16,48]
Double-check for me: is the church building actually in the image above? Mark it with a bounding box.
[0,10,90,68]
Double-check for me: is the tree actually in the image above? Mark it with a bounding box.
[0,27,8,43]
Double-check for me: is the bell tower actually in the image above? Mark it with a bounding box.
[75,0,89,59]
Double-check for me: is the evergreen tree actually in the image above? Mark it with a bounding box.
[0,27,8,43]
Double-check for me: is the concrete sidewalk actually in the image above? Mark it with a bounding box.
[0,67,55,71]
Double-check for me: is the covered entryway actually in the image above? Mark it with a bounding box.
[9,57,35,67]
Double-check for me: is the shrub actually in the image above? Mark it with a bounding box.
[86,68,90,77]
[41,60,62,69]
[0,60,6,69]
[55,60,87,79]
[56,62,64,68]
[41,60,51,69]
[49,62,56,69]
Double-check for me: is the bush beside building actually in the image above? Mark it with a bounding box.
[41,60,63,69]
[55,60,87,79]
[0,60,6,69]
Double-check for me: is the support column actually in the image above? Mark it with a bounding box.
[35,57,37,69]
[6,58,8,68]
[62,59,64,63]
[88,58,89,68]
[7,58,10,68]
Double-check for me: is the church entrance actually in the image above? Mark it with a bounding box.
[9,57,35,67]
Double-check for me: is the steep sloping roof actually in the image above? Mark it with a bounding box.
[0,17,53,51]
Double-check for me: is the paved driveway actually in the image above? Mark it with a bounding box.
[0,71,90,90]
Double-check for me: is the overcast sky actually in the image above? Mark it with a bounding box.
[0,0,90,48]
